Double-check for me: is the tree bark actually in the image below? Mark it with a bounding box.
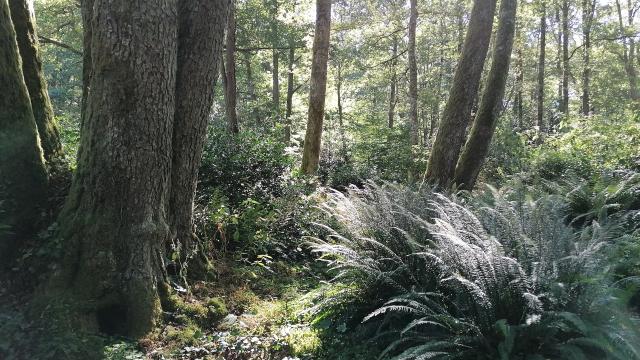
[170,0,229,258]
[561,0,569,116]
[388,36,398,129]
[336,59,347,156]
[425,0,497,187]
[408,0,419,146]
[0,0,48,258]
[454,0,518,190]
[582,0,595,115]
[285,40,295,144]
[301,0,331,175]
[537,2,547,134]
[514,24,524,129]
[224,0,239,134]
[8,0,62,162]
[49,0,228,337]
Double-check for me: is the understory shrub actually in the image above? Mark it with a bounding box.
[309,182,640,359]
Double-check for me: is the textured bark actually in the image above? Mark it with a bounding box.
[50,0,228,337]
[52,0,178,337]
[408,0,419,146]
[514,25,524,128]
[224,0,239,134]
[454,0,518,190]
[301,0,331,175]
[388,36,398,129]
[8,0,61,161]
[285,41,295,144]
[0,0,48,257]
[537,3,547,133]
[425,0,497,187]
[171,0,229,258]
[582,0,595,115]
[561,0,569,116]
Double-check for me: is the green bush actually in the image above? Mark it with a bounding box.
[309,182,640,359]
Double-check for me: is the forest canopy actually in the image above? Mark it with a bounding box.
[0,0,639,359]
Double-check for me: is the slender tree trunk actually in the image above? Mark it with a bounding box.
[561,0,569,116]
[170,0,229,257]
[514,25,524,129]
[454,0,518,190]
[537,2,547,134]
[0,0,48,258]
[581,0,594,115]
[616,0,640,101]
[224,0,239,134]
[285,40,295,144]
[8,0,62,161]
[271,0,280,118]
[388,36,398,129]
[426,0,497,187]
[336,59,347,156]
[408,0,419,146]
[49,0,228,337]
[301,0,331,175]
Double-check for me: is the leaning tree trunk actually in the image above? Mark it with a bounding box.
[537,2,547,134]
[425,0,497,187]
[49,0,229,337]
[301,0,331,175]
[170,0,229,261]
[224,0,239,134]
[8,0,61,162]
[408,0,419,146]
[454,0,518,190]
[0,0,48,259]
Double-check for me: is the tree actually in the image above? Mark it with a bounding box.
[615,0,639,101]
[408,0,419,146]
[271,0,281,118]
[561,0,570,116]
[49,0,229,337]
[285,42,296,144]
[224,0,239,134]
[425,0,497,187]
[8,0,61,161]
[0,0,48,258]
[301,0,331,175]
[582,0,596,115]
[388,35,398,129]
[537,1,547,133]
[454,0,518,190]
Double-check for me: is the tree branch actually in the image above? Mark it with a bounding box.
[38,35,82,56]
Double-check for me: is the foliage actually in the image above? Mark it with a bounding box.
[309,182,640,359]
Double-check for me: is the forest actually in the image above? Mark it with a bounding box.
[0,0,639,358]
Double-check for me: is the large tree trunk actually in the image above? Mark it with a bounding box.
[224,0,239,134]
[537,2,547,134]
[454,0,518,190]
[388,36,398,129]
[408,0,419,146]
[8,0,62,162]
[425,0,497,187]
[49,0,228,337]
[170,0,229,259]
[285,40,295,144]
[301,0,331,175]
[561,0,569,116]
[0,0,48,259]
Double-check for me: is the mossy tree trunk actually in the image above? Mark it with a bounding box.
[50,0,229,337]
[8,0,62,162]
[454,0,518,190]
[301,0,331,175]
[425,0,497,187]
[0,0,48,258]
